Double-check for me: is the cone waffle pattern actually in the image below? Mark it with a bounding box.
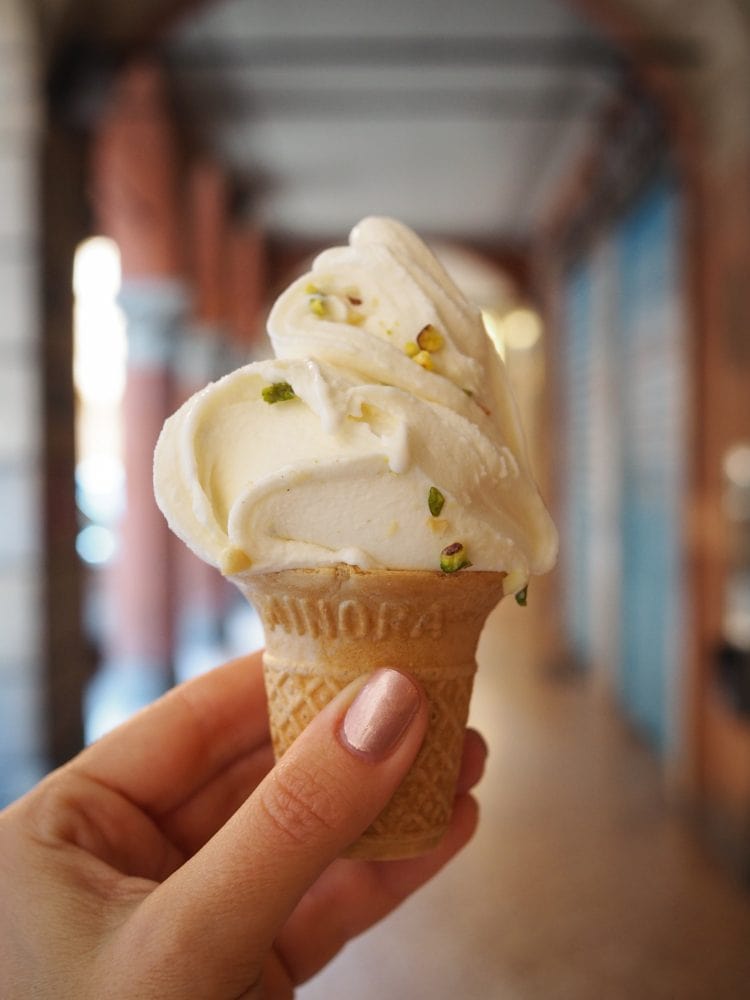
[239,565,505,860]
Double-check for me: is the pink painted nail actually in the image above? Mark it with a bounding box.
[340,669,421,760]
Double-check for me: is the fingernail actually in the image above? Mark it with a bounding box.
[340,669,421,760]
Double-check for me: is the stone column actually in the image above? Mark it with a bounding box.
[87,60,188,737]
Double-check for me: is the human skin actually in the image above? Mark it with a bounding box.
[0,652,486,998]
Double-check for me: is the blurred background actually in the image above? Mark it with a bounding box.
[3,0,750,996]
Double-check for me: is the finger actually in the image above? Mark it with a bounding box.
[455,728,488,795]
[69,652,269,818]
[158,740,275,858]
[117,669,428,999]
[273,793,480,986]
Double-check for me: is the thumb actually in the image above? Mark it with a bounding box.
[123,668,427,998]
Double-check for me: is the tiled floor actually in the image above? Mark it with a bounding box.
[299,598,750,1000]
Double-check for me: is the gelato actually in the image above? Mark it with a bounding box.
[154,216,557,592]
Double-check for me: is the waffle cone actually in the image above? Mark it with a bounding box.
[237,564,506,860]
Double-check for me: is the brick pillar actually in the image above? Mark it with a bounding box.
[171,160,233,680]
[218,222,270,660]
[227,224,268,361]
[87,60,188,736]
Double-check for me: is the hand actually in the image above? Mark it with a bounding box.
[0,652,487,998]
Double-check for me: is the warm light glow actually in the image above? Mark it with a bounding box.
[73,237,127,405]
[724,443,750,489]
[73,237,127,570]
[73,236,121,298]
[501,308,543,351]
[482,306,543,356]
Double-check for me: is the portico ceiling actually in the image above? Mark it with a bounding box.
[160,0,624,242]
[37,0,697,245]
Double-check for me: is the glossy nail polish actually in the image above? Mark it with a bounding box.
[340,669,421,760]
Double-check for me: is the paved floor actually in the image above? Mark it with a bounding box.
[299,598,750,1000]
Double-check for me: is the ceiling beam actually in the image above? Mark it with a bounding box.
[169,86,615,121]
[163,34,698,71]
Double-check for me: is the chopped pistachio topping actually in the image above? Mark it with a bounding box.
[440,541,471,573]
[308,293,327,317]
[428,486,445,517]
[347,310,365,326]
[417,324,445,352]
[515,585,528,607]
[262,381,296,404]
[414,350,434,370]
[404,341,419,357]
[219,547,252,576]
[304,282,319,294]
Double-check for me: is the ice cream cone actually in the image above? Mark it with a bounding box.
[237,564,506,860]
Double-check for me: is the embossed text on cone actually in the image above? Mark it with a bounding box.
[238,564,506,860]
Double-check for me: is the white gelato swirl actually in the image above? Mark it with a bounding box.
[154,218,557,584]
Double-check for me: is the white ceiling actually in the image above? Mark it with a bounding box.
[164,0,622,243]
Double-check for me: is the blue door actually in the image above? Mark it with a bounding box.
[616,177,686,751]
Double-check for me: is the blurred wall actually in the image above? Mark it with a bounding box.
[0,0,45,804]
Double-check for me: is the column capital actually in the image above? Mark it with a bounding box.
[118,277,190,369]
[174,321,231,385]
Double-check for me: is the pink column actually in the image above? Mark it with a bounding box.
[215,222,270,661]
[88,60,188,732]
[226,223,268,361]
[171,159,234,679]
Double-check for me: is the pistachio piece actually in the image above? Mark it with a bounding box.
[414,350,434,370]
[515,585,528,607]
[417,324,444,352]
[440,541,471,573]
[347,310,365,326]
[262,381,296,404]
[308,293,327,317]
[428,486,445,517]
[404,341,419,357]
